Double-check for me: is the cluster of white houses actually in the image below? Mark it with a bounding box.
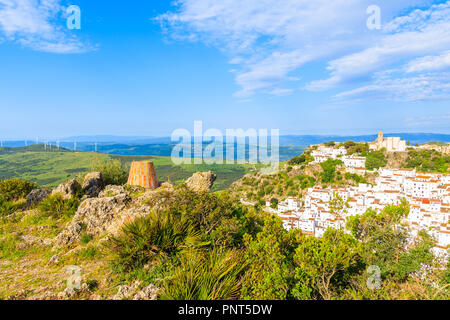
[267,168,450,260]
[311,145,367,174]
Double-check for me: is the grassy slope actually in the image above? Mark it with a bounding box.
[0,146,256,191]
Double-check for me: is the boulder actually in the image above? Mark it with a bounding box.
[185,171,217,192]
[82,172,104,197]
[52,179,82,200]
[26,189,50,208]
[53,190,154,248]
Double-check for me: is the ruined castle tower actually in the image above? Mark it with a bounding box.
[377,130,384,144]
[377,130,384,149]
[127,161,159,189]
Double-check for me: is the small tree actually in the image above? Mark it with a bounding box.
[241,215,298,300]
[293,228,361,300]
[270,198,278,209]
[329,192,350,229]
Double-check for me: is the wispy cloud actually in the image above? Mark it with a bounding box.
[0,0,89,53]
[405,113,450,128]
[309,1,450,101]
[157,0,450,102]
[334,72,450,103]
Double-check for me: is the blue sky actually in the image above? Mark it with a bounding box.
[0,0,449,139]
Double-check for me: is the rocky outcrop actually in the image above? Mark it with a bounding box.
[98,185,127,198]
[16,235,53,250]
[82,172,104,198]
[52,179,82,200]
[113,281,160,300]
[26,189,50,208]
[185,171,217,192]
[53,171,216,248]
[53,188,157,248]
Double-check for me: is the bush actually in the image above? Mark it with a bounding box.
[405,150,449,173]
[293,228,361,300]
[0,179,37,201]
[91,158,128,185]
[320,159,342,183]
[80,232,93,244]
[344,142,369,155]
[161,248,246,300]
[108,210,202,272]
[363,150,387,171]
[240,215,299,300]
[0,198,26,217]
[38,194,80,218]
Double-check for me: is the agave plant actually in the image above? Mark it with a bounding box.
[108,209,203,272]
[161,247,248,300]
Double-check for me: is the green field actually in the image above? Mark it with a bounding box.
[0,145,258,191]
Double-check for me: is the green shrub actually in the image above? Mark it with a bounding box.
[91,158,128,185]
[0,198,25,217]
[161,248,247,300]
[363,150,387,171]
[108,210,202,272]
[320,159,342,184]
[240,215,298,300]
[77,246,100,260]
[0,179,37,201]
[38,194,80,218]
[80,232,93,244]
[85,279,99,291]
[405,150,449,173]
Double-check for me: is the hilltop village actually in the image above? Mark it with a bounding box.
[239,132,450,260]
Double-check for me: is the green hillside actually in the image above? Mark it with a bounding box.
[0,146,257,191]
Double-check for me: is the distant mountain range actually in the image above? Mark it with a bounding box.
[5,132,449,146]
[1,133,448,161]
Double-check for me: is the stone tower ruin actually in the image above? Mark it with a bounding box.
[127,161,159,189]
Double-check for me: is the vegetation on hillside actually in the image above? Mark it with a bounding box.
[0,142,449,300]
[107,190,448,300]
[404,149,450,173]
[362,149,387,171]
[0,148,256,191]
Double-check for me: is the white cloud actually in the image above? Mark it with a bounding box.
[334,72,450,102]
[0,0,88,53]
[158,0,450,102]
[406,50,450,73]
[405,113,450,128]
[157,0,436,98]
[308,2,450,90]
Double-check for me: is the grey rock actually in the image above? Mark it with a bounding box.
[82,172,104,198]
[47,254,60,265]
[113,281,159,300]
[26,189,50,208]
[99,185,127,198]
[185,171,217,192]
[52,179,81,200]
